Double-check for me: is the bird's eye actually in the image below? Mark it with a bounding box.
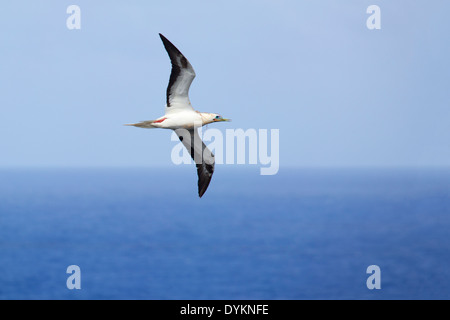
[215,116,220,119]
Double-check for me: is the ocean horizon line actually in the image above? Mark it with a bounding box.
[0,165,449,170]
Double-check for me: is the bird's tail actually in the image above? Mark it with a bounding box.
[124,120,157,128]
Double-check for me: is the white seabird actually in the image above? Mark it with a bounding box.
[126,33,230,198]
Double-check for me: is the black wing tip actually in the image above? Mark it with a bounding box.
[158,33,170,47]
[197,163,214,198]
[198,182,211,198]
[159,33,178,52]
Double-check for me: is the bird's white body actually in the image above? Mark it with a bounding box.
[151,110,214,129]
[129,109,219,130]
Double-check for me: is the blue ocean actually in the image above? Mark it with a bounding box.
[0,167,449,300]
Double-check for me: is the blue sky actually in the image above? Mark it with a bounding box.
[0,1,449,167]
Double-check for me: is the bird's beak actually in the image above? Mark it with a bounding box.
[214,118,231,122]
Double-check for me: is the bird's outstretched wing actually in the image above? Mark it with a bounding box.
[159,33,196,112]
[175,128,215,198]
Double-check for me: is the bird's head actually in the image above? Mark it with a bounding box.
[202,113,231,125]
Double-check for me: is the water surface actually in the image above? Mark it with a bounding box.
[0,167,449,299]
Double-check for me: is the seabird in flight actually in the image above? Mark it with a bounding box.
[126,34,230,198]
